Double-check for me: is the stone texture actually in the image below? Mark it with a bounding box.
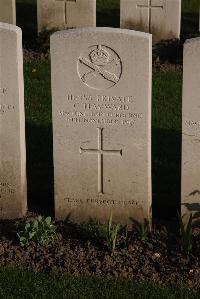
[37,0,96,33]
[0,0,16,25]
[182,38,200,222]
[51,28,152,225]
[0,23,27,218]
[120,0,181,43]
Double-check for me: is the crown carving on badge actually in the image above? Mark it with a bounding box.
[89,45,110,66]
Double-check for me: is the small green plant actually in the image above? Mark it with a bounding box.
[17,216,56,247]
[178,213,193,258]
[131,218,150,241]
[137,219,149,241]
[79,218,107,242]
[105,213,120,255]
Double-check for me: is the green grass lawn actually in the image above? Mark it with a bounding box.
[0,267,198,299]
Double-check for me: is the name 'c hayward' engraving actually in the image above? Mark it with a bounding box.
[83,103,129,110]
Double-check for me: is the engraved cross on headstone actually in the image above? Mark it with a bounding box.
[80,128,122,195]
[136,0,164,32]
[56,0,76,24]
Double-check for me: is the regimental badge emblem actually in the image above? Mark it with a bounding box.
[77,45,122,90]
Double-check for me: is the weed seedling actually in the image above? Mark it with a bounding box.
[106,213,120,256]
[137,219,150,241]
[132,218,150,241]
[17,216,56,247]
[178,213,193,258]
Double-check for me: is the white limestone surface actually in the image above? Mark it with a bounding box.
[182,37,200,222]
[0,23,27,218]
[51,28,152,225]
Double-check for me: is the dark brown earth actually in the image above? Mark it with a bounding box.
[0,213,200,289]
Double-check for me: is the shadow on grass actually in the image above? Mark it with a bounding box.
[153,40,183,64]
[97,0,120,28]
[97,9,120,28]
[25,123,54,216]
[16,0,37,46]
[152,128,181,221]
[181,12,199,39]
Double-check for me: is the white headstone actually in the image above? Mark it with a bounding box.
[51,28,152,225]
[0,0,16,25]
[120,0,181,43]
[37,0,96,33]
[0,23,27,218]
[182,37,200,222]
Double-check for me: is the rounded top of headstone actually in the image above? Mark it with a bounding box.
[0,22,21,33]
[51,27,152,41]
[185,37,200,45]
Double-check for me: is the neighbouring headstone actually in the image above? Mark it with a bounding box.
[182,38,200,222]
[0,0,16,25]
[0,23,27,218]
[120,0,181,43]
[37,0,96,33]
[51,28,152,225]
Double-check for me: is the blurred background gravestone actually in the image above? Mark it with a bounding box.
[120,0,181,43]
[0,0,16,25]
[37,0,96,33]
